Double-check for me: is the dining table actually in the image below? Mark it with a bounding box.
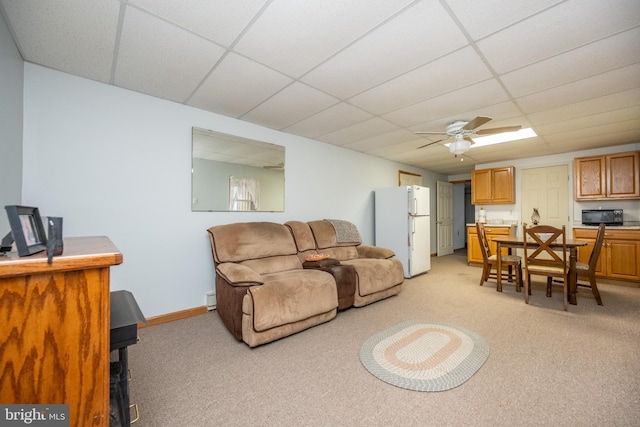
[493,235,588,305]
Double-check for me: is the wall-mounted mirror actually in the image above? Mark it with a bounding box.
[192,127,285,212]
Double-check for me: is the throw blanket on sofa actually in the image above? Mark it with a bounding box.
[327,219,361,244]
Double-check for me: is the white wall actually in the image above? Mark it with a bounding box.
[0,13,24,232]
[475,144,640,235]
[21,64,445,318]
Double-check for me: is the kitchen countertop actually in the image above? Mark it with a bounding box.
[466,223,517,227]
[467,223,640,230]
[573,224,640,230]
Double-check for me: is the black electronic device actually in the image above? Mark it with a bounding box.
[581,209,623,226]
[46,216,64,263]
[1,231,13,254]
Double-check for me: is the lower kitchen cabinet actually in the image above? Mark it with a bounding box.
[467,224,516,264]
[573,228,640,282]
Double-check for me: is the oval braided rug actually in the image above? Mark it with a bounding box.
[359,320,489,392]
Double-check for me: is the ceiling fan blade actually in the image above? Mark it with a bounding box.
[462,116,492,131]
[414,131,448,135]
[475,125,522,135]
[464,136,475,145]
[417,139,445,149]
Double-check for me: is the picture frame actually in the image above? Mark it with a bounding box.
[398,170,422,186]
[5,205,47,256]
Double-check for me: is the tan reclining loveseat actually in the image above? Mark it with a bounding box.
[286,220,404,307]
[207,222,338,348]
[207,220,404,347]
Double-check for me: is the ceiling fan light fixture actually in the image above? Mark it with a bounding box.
[449,134,470,155]
[471,127,537,146]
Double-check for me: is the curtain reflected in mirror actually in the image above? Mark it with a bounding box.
[192,127,285,212]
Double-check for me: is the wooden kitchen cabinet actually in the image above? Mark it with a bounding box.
[467,224,516,264]
[574,228,640,282]
[471,166,515,204]
[0,236,122,427]
[574,151,640,200]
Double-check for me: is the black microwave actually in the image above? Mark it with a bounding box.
[582,209,623,226]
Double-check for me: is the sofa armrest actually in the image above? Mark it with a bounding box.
[216,263,264,285]
[356,245,395,259]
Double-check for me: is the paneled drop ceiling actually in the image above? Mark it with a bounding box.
[2,0,639,175]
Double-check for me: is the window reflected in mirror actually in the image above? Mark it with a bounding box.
[191,127,285,212]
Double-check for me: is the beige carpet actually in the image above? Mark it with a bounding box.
[128,251,640,426]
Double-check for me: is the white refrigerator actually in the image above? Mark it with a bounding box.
[374,185,431,278]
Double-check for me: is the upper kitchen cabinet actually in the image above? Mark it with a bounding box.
[471,166,515,205]
[574,151,640,200]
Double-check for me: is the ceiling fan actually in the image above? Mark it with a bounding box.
[414,116,521,156]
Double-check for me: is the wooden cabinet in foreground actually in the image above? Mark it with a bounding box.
[574,228,640,282]
[574,151,640,200]
[471,166,515,204]
[0,236,122,427]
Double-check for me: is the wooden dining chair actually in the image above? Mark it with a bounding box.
[476,222,523,292]
[576,223,605,305]
[523,224,569,311]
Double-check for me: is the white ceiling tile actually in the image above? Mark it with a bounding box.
[383,79,511,127]
[517,63,640,114]
[302,1,468,99]
[188,53,292,117]
[368,137,431,158]
[283,103,372,138]
[444,0,564,40]
[344,129,417,152]
[467,139,549,161]
[501,27,640,98]
[1,0,119,83]
[553,129,640,152]
[317,118,399,146]
[3,0,639,175]
[349,47,493,115]
[129,0,266,46]
[535,106,640,136]
[412,102,526,134]
[477,0,640,74]
[528,88,640,126]
[233,0,413,77]
[115,7,225,102]
[544,117,640,140]
[241,82,338,130]
[544,125,640,150]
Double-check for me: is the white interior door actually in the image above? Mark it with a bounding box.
[521,165,569,229]
[437,181,454,256]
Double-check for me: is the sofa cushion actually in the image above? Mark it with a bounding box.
[322,246,360,261]
[240,255,302,275]
[284,221,317,251]
[342,258,404,297]
[357,245,395,259]
[208,222,298,263]
[217,263,263,285]
[245,269,338,332]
